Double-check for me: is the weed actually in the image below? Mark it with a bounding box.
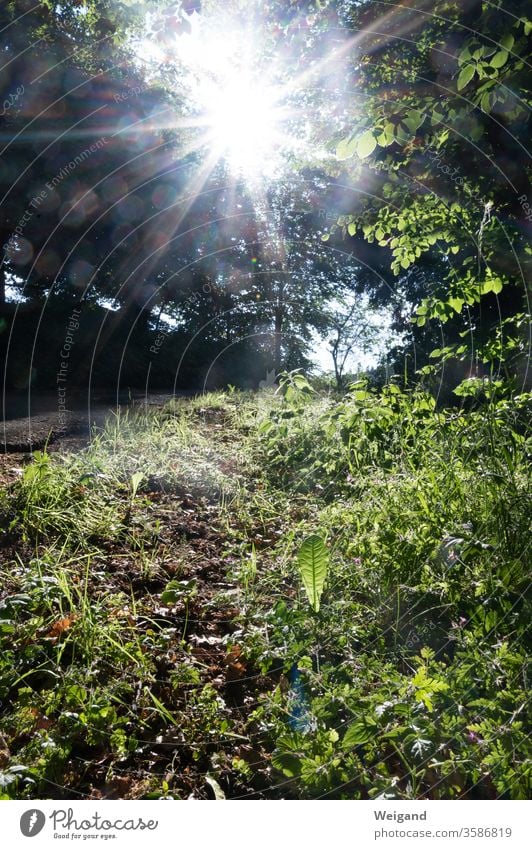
[1,387,529,799]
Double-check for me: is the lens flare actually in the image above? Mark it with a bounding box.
[201,76,284,178]
[136,13,296,181]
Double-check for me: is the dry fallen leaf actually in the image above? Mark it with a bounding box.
[225,645,246,681]
[47,614,77,639]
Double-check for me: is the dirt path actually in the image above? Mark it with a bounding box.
[0,401,279,799]
[1,393,190,453]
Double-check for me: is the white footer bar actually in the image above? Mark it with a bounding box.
[2,799,530,849]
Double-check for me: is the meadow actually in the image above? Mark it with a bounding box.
[1,376,530,799]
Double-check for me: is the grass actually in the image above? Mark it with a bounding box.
[0,381,530,799]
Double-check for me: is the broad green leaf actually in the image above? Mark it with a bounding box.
[480,91,492,113]
[272,752,301,777]
[394,122,412,143]
[336,136,358,160]
[457,65,475,90]
[347,221,357,236]
[448,297,464,313]
[160,579,197,606]
[297,535,329,612]
[377,122,395,147]
[342,720,377,749]
[490,51,508,68]
[403,108,424,133]
[356,130,377,159]
[500,34,514,51]
[481,276,503,295]
[161,588,179,605]
[293,373,313,391]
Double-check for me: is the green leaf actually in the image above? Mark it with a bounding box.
[205,775,226,800]
[500,34,514,51]
[297,535,329,613]
[347,221,357,236]
[271,752,301,777]
[480,91,492,113]
[448,297,464,313]
[394,123,411,144]
[480,275,504,295]
[336,136,358,161]
[342,720,377,749]
[490,51,508,68]
[160,579,196,606]
[356,130,377,159]
[78,473,95,485]
[403,108,424,133]
[377,122,395,147]
[129,471,144,499]
[457,65,475,90]
[161,589,179,605]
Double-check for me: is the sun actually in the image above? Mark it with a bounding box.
[200,75,285,179]
[180,20,292,180]
[136,12,294,181]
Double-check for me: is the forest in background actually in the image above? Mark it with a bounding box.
[0,0,530,805]
[0,0,529,396]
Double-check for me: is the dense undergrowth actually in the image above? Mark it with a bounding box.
[0,379,530,799]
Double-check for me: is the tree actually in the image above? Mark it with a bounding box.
[327,296,382,389]
[324,0,531,392]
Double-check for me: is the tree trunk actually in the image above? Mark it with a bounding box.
[273,278,285,374]
[0,264,5,306]
[0,227,11,307]
[274,307,282,374]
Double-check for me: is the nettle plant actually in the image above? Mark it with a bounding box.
[257,377,445,487]
[297,535,329,613]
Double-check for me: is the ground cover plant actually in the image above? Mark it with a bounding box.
[0,0,530,806]
[0,380,530,799]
